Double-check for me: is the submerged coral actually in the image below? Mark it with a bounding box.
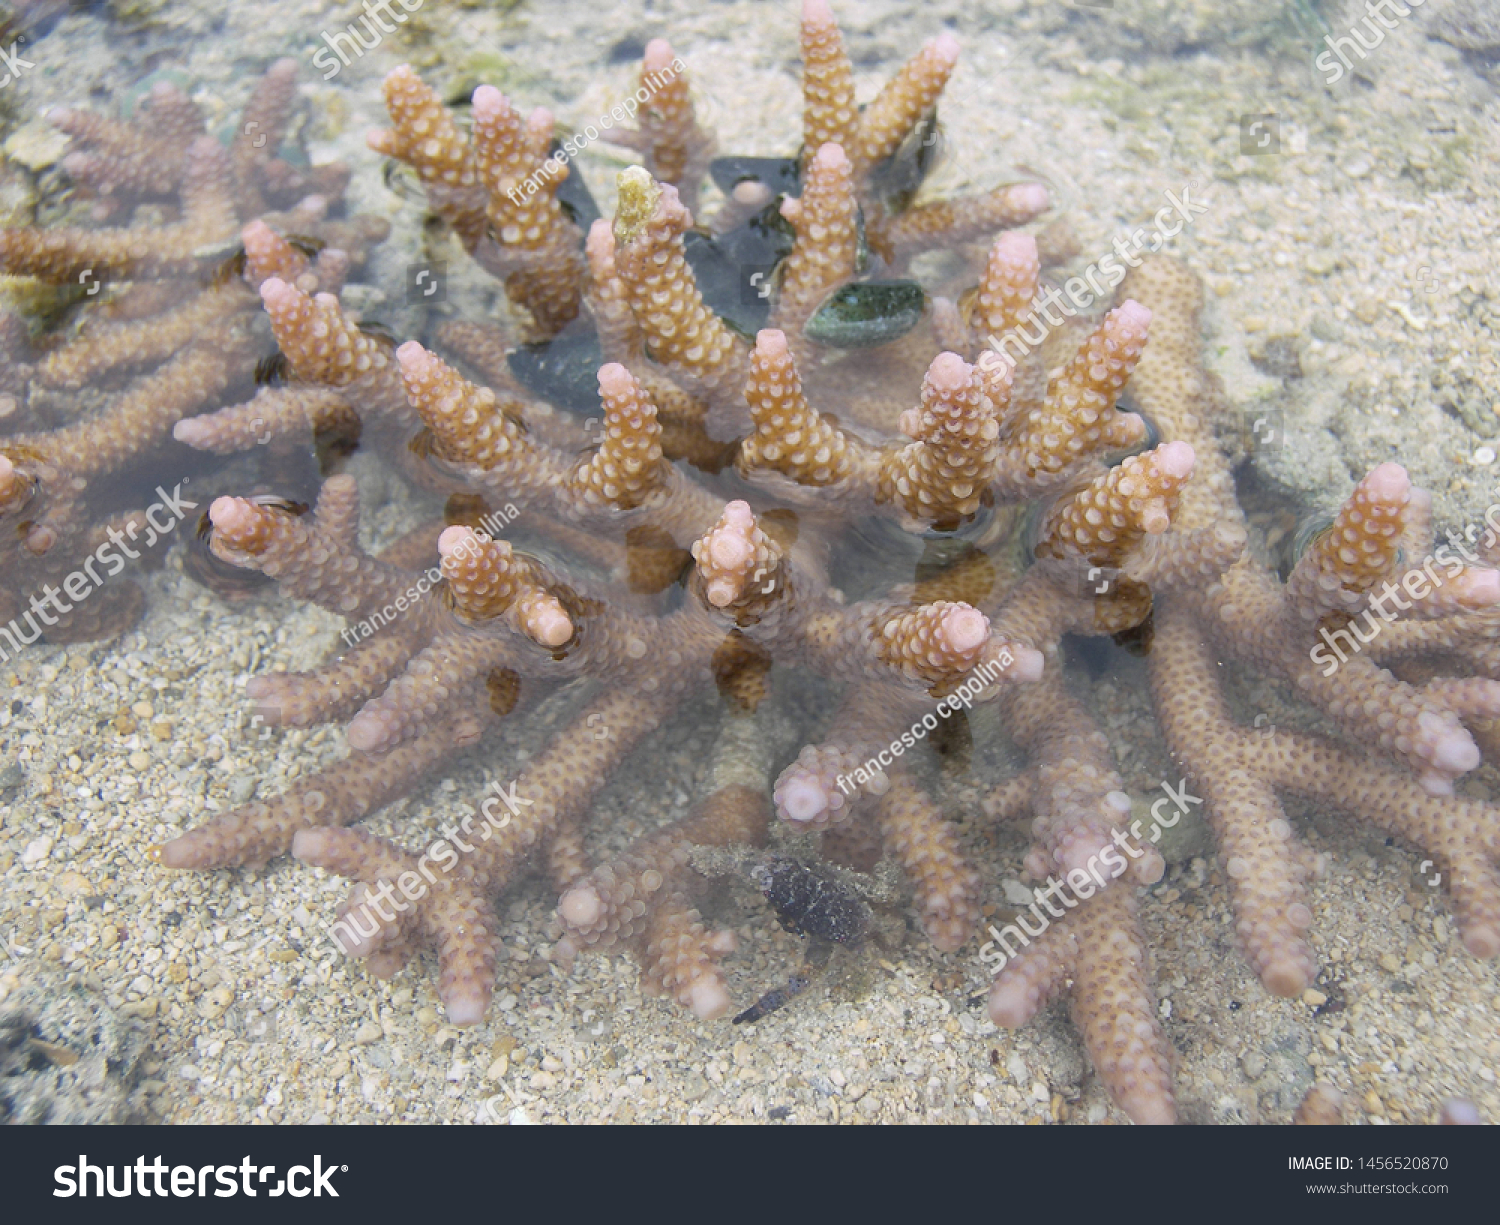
[0,59,386,649]
[4,1,1498,1126]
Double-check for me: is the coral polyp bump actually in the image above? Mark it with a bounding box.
[4,1,1499,1126]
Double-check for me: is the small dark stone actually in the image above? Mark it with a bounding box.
[606,37,648,65]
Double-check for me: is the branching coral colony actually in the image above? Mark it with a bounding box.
[4,0,1499,1125]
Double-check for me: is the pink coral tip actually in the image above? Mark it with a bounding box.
[257,276,298,311]
[346,713,387,753]
[1456,568,1500,607]
[470,85,505,120]
[996,643,1045,683]
[396,339,430,368]
[1153,440,1194,481]
[686,977,731,1020]
[1111,298,1152,333]
[709,531,752,573]
[1261,954,1312,998]
[779,776,829,825]
[596,362,634,399]
[1363,461,1409,501]
[643,39,677,71]
[208,496,256,535]
[241,218,275,248]
[437,524,481,557]
[931,32,960,64]
[941,605,988,653]
[444,990,488,1028]
[991,230,1039,265]
[1440,1098,1482,1125]
[755,329,789,359]
[1011,182,1049,214]
[558,884,603,928]
[528,602,574,648]
[987,975,1039,1028]
[290,827,332,863]
[586,217,614,258]
[172,419,211,447]
[925,351,971,395]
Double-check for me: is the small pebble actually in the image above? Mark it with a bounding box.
[355,1022,382,1045]
[201,986,234,1020]
[1302,989,1327,1007]
[20,837,53,866]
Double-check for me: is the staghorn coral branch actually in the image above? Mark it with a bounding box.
[774,142,860,349]
[800,0,859,164]
[738,328,868,490]
[558,784,768,1019]
[876,773,981,951]
[206,475,419,618]
[0,136,237,281]
[301,682,679,1024]
[690,499,786,614]
[847,33,959,181]
[568,364,669,512]
[988,885,1176,1126]
[1034,441,1196,567]
[774,682,910,830]
[994,300,1151,494]
[368,65,486,246]
[157,706,484,871]
[877,351,1005,526]
[611,168,751,424]
[607,40,717,215]
[869,183,1051,266]
[1001,662,1164,889]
